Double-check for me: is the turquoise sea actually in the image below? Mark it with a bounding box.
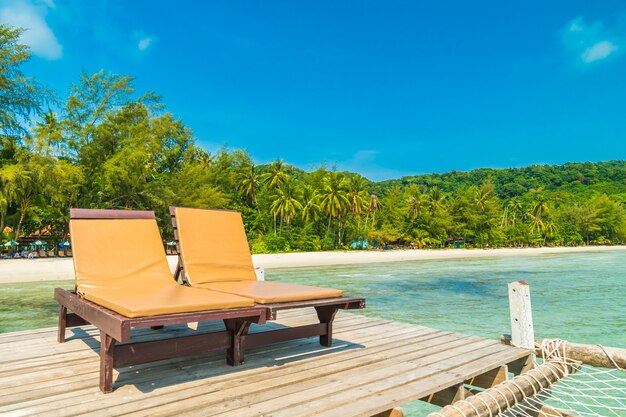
[269,250,626,347]
[1,250,624,415]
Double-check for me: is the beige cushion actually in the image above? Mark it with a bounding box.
[70,218,254,317]
[174,208,257,284]
[196,280,343,304]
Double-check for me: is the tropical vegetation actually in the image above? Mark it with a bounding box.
[2,24,626,254]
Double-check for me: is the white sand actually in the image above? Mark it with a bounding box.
[1,246,624,284]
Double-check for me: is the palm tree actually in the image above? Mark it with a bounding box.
[542,220,557,245]
[237,164,260,206]
[427,187,445,214]
[531,199,548,221]
[364,193,382,232]
[0,186,10,234]
[262,159,289,191]
[301,185,321,223]
[319,172,349,241]
[528,199,548,233]
[528,199,549,236]
[508,198,522,226]
[346,175,369,234]
[474,181,494,211]
[190,148,213,167]
[406,185,424,218]
[270,179,302,233]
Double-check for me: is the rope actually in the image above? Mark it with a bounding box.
[429,338,626,417]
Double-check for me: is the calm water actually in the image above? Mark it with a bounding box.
[1,250,624,415]
[270,250,626,347]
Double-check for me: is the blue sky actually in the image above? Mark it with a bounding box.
[2,0,626,180]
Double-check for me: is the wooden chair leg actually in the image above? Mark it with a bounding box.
[224,319,251,366]
[315,306,339,347]
[99,331,116,393]
[58,305,67,343]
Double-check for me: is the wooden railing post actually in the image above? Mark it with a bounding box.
[508,281,535,355]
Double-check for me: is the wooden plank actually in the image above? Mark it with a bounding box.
[0,314,380,386]
[171,338,501,417]
[427,360,573,417]
[420,383,469,407]
[315,348,530,417]
[55,289,127,342]
[371,408,405,417]
[0,316,434,413]
[245,323,327,348]
[114,330,232,367]
[502,334,626,370]
[34,324,444,412]
[20,328,451,416]
[0,310,530,417]
[70,208,156,219]
[465,364,508,388]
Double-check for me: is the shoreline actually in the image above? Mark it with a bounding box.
[1,245,624,284]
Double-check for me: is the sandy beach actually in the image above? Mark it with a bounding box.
[1,245,624,284]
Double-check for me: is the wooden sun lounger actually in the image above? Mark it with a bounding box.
[169,206,366,365]
[55,208,270,393]
[55,288,269,393]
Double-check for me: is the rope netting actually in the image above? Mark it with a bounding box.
[429,339,626,417]
[498,339,626,417]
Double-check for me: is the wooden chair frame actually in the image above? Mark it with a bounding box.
[169,206,366,365]
[56,208,269,393]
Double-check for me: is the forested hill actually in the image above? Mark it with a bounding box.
[374,161,626,202]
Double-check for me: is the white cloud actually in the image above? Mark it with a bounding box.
[560,16,623,65]
[0,0,62,60]
[137,36,153,51]
[581,41,617,63]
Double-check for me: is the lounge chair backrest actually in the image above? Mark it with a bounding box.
[69,209,173,293]
[172,207,256,285]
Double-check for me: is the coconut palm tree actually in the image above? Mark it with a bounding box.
[346,175,369,234]
[262,159,289,191]
[427,186,445,214]
[0,186,9,234]
[474,181,495,211]
[301,185,321,223]
[527,199,549,237]
[531,199,548,221]
[405,185,424,218]
[507,197,522,226]
[364,193,382,232]
[237,163,260,206]
[270,179,302,233]
[542,220,557,245]
[319,172,349,241]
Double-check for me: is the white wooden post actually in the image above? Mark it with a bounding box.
[254,267,265,281]
[508,281,535,352]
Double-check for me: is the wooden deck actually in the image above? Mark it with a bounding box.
[0,310,530,417]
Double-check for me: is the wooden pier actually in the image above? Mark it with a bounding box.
[0,310,530,417]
